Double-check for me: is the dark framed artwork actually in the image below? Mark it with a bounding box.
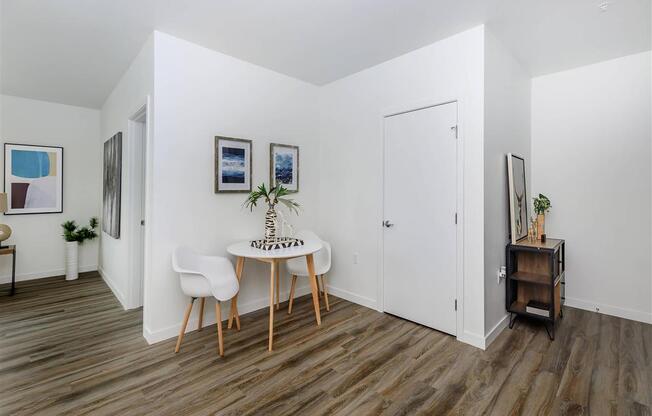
[507,153,528,244]
[103,132,122,239]
[215,136,252,193]
[4,143,64,215]
[269,143,299,192]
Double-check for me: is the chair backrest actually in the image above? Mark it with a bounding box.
[172,246,202,274]
[295,230,331,269]
[295,229,320,242]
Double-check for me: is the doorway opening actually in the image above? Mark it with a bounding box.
[127,104,148,309]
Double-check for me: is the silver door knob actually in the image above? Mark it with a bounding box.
[383,220,394,228]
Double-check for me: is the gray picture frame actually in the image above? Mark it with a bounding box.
[215,136,252,193]
[269,143,299,193]
[103,132,122,239]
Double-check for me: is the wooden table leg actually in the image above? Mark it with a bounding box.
[275,263,280,310]
[228,257,244,330]
[268,260,277,351]
[306,254,321,325]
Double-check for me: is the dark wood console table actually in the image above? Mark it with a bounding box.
[506,238,565,340]
[1,245,17,296]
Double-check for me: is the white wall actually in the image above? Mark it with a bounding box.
[483,31,531,339]
[144,32,321,342]
[319,26,487,347]
[0,95,101,282]
[532,51,652,323]
[99,36,154,308]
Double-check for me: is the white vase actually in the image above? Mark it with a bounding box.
[65,241,79,281]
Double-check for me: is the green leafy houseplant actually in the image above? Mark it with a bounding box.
[533,194,551,215]
[61,217,99,244]
[244,184,299,243]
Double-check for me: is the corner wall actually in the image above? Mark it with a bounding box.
[144,32,321,342]
[483,30,531,341]
[0,95,101,282]
[531,51,652,323]
[99,35,154,309]
[318,26,487,346]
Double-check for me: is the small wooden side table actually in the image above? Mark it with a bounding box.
[1,245,17,296]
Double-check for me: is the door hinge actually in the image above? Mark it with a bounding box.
[454,299,458,311]
[454,213,458,224]
[451,125,458,139]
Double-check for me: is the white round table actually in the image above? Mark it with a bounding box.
[226,239,323,351]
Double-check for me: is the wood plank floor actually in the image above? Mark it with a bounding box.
[1,273,650,415]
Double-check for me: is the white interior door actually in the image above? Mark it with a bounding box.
[383,102,458,335]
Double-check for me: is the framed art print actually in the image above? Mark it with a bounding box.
[507,153,528,244]
[103,132,122,239]
[215,136,252,193]
[4,143,63,215]
[270,143,299,192]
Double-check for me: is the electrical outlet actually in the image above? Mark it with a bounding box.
[353,252,359,264]
[497,266,507,283]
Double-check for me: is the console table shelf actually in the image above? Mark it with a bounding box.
[506,238,565,340]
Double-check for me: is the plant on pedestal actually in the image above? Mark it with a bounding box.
[61,217,99,280]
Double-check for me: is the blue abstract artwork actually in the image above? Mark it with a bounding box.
[274,153,293,184]
[11,150,51,178]
[270,143,298,192]
[222,147,246,184]
[215,137,251,192]
[5,144,63,214]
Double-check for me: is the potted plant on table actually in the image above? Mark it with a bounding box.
[243,184,299,244]
[61,217,99,280]
[533,194,551,240]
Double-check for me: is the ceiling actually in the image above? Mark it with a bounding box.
[1,0,650,109]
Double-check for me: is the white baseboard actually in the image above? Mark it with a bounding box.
[484,314,509,349]
[326,285,377,310]
[0,264,97,285]
[143,284,313,345]
[456,330,486,349]
[98,266,129,311]
[565,296,652,324]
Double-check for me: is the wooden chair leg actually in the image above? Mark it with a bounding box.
[175,298,195,353]
[216,301,224,356]
[288,275,297,314]
[198,298,205,331]
[321,275,330,311]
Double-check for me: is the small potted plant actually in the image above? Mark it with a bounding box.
[61,217,99,280]
[244,184,299,244]
[533,194,551,240]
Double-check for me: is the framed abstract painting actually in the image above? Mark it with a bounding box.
[507,153,528,244]
[4,143,63,215]
[103,132,122,238]
[270,143,299,192]
[215,136,252,193]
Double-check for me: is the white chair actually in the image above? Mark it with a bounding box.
[285,230,332,314]
[172,247,239,356]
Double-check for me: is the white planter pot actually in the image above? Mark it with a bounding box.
[65,241,79,281]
